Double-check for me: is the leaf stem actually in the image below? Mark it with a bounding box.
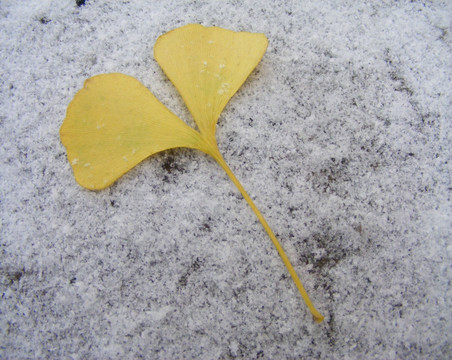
[209,148,324,322]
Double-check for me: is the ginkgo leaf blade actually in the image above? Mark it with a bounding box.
[60,73,205,190]
[154,24,268,138]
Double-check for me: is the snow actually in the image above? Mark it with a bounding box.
[1,0,451,359]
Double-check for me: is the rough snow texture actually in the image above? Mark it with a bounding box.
[1,1,451,359]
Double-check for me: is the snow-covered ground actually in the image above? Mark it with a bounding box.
[1,1,451,359]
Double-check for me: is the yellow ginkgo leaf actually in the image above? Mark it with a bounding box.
[60,73,207,190]
[60,25,324,322]
[154,24,268,139]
